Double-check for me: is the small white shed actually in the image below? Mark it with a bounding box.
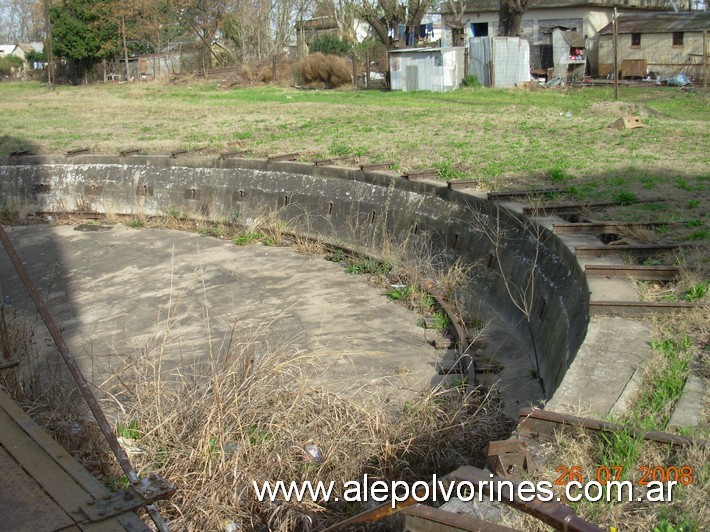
[389,47,465,92]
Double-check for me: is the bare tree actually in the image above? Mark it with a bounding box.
[360,0,431,49]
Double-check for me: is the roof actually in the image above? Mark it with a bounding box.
[442,0,681,15]
[598,12,710,35]
[17,42,43,53]
[0,44,17,54]
[559,30,586,47]
[389,46,465,54]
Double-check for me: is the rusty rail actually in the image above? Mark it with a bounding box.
[553,221,680,235]
[584,264,679,281]
[325,466,603,532]
[0,224,171,531]
[518,408,708,448]
[119,148,142,157]
[403,169,439,181]
[522,199,659,216]
[430,292,474,388]
[488,188,564,201]
[575,243,691,259]
[589,300,705,317]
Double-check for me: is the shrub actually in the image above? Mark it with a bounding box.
[0,56,24,76]
[460,74,480,88]
[309,34,352,57]
[297,53,352,88]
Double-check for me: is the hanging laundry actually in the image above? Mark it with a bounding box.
[419,25,427,39]
[398,24,405,39]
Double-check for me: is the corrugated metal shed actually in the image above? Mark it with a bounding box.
[442,0,681,15]
[598,12,710,35]
[389,47,465,92]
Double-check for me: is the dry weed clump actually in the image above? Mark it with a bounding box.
[94,324,511,530]
[297,53,352,88]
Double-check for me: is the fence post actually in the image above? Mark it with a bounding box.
[272,55,277,83]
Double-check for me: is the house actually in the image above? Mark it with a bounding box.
[441,0,688,75]
[597,12,710,81]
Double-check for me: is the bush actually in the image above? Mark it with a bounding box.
[309,34,352,57]
[297,53,352,88]
[460,74,481,88]
[0,56,24,77]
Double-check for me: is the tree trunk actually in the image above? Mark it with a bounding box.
[122,16,130,81]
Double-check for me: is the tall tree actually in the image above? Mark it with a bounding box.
[498,0,528,37]
[50,0,120,78]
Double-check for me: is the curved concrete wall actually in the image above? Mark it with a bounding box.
[0,156,589,398]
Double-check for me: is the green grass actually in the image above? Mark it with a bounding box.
[233,232,264,245]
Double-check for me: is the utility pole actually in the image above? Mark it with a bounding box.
[613,7,618,100]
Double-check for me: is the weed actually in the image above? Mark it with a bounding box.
[129,219,144,228]
[328,141,351,157]
[165,206,187,220]
[233,232,264,246]
[345,257,391,276]
[684,281,708,302]
[200,225,222,238]
[685,230,708,241]
[685,219,703,228]
[117,420,141,440]
[433,159,465,181]
[430,311,449,332]
[417,293,435,313]
[385,285,412,301]
[547,164,568,183]
[687,199,700,209]
[327,248,346,263]
[614,191,638,205]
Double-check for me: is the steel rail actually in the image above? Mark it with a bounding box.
[584,264,679,281]
[0,224,170,531]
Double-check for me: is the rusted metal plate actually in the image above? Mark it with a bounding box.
[402,504,518,531]
[267,152,301,162]
[360,161,394,171]
[0,445,75,531]
[486,440,529,479]
[403,169,438,181]
[10,149,32,157]
[584,264,679,281]
[119,149,142,157]
[447,179,478,190]
[219,150,248,159]
[66,148,90,156]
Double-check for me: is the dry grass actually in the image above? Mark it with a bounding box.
[98,331,510,530]
[501,428,710,531]
[297,53,352,88]
[0,239,512,530]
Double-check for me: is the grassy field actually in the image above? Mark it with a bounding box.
[1,80,708,530]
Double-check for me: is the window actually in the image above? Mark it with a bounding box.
[471,22,489,37]
[673,32,684,46]
[631,33,641,47]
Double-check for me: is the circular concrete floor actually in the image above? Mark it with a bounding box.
[0,224,442,399]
